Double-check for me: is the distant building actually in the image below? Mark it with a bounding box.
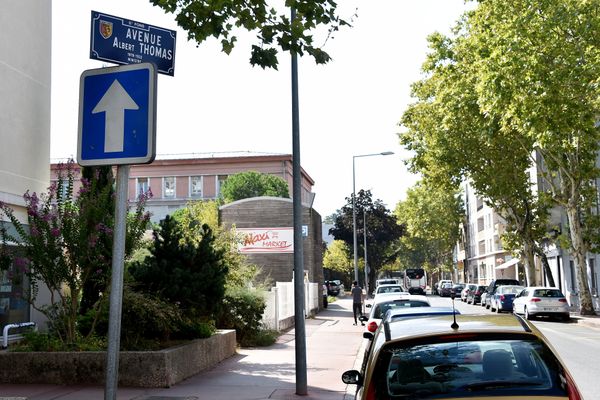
[456,181,523,286]
[51,153,316,223]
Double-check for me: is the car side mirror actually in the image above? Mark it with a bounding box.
[342,370,363,386]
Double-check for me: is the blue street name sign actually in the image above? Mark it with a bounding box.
[90,11,176,76]
[77,63,157,166]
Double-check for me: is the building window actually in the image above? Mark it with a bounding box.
[0,255,30,332]
[56,180,69,198]
[478,240,486,255]
[216,175,228,197]
[163,177,175,198]
[476,197,484,211]
[494,235,502,251]
[190,176,203,198]
[477,217,484,232]
[136,178,149,198]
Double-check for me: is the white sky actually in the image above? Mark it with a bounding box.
[51,0,471,218]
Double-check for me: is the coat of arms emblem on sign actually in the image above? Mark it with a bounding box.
[99,20,113,39]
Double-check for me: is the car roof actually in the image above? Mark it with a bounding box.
[370,292,412,305]
[384,306,458,322]
[376,284,403,288]
[380,314,531,344]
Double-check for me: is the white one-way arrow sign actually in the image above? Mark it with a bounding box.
[78,62,156,167]
[92,79,139,153]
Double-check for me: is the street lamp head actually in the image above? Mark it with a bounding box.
[380,151,394,156]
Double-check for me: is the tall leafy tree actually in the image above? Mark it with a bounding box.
[465,0,600,314]
[329,190,404,290]
[399,26,552,287]
[399,1,600,309]
[394,181,463,283]
[220,171,289,203]
[150,0,352,69]
[323,239,353,277]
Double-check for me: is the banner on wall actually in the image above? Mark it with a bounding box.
[237,227,294,253]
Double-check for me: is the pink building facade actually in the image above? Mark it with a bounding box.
[51,153,315,223]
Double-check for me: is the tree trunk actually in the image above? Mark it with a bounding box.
[522,240,537,286]
[565,202,596,315]
[534,248,556,288]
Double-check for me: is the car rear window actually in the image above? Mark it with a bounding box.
[377,286,405,294]
[373,301,430,319]
[372,335,569,399]
[533,289,564,298]
[498,286,523,294]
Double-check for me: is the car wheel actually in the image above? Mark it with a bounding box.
[485,302,490,309]
[525,306,534,320]
[562,314,570,322]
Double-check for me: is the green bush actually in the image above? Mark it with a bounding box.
[216,286,266,343]
[129,216,228,319]
[10,329,106,352]
[239,328,278,347]
[175,317,215,340]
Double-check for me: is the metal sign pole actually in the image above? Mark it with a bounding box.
[105,164,129,400]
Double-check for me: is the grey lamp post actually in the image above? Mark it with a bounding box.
[363,211,369,297]
[352,151,394,292]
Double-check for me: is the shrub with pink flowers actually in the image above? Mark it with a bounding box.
[0,160,150,345]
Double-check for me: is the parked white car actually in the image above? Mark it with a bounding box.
[372,284,408,300]
[512,287,570,321]
[360,294,430,334]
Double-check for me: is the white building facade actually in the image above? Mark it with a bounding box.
[456,181,527,286]
[0,1,52,332]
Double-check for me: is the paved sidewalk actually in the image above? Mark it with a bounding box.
[0,298,366,400]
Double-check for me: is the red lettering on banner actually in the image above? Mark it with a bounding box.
[243,232,270,246]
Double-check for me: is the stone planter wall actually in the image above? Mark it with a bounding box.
[0,329,236,388]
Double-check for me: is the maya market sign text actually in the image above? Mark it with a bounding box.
[238,228,294,254]
[90,11,176,76]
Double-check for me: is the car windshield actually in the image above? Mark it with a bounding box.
[373,301,430,319]
[376,336,568,399]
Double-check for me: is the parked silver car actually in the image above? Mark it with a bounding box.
[512,286,570,321]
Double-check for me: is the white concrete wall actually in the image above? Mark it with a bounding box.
[0,1,52,330]
[0,1,51,211]
[262,282,319,331]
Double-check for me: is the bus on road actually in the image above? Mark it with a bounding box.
[404,268,427,295]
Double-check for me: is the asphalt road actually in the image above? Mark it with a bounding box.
[430,294,600,400]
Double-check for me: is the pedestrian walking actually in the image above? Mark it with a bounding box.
[351,280,365,326]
